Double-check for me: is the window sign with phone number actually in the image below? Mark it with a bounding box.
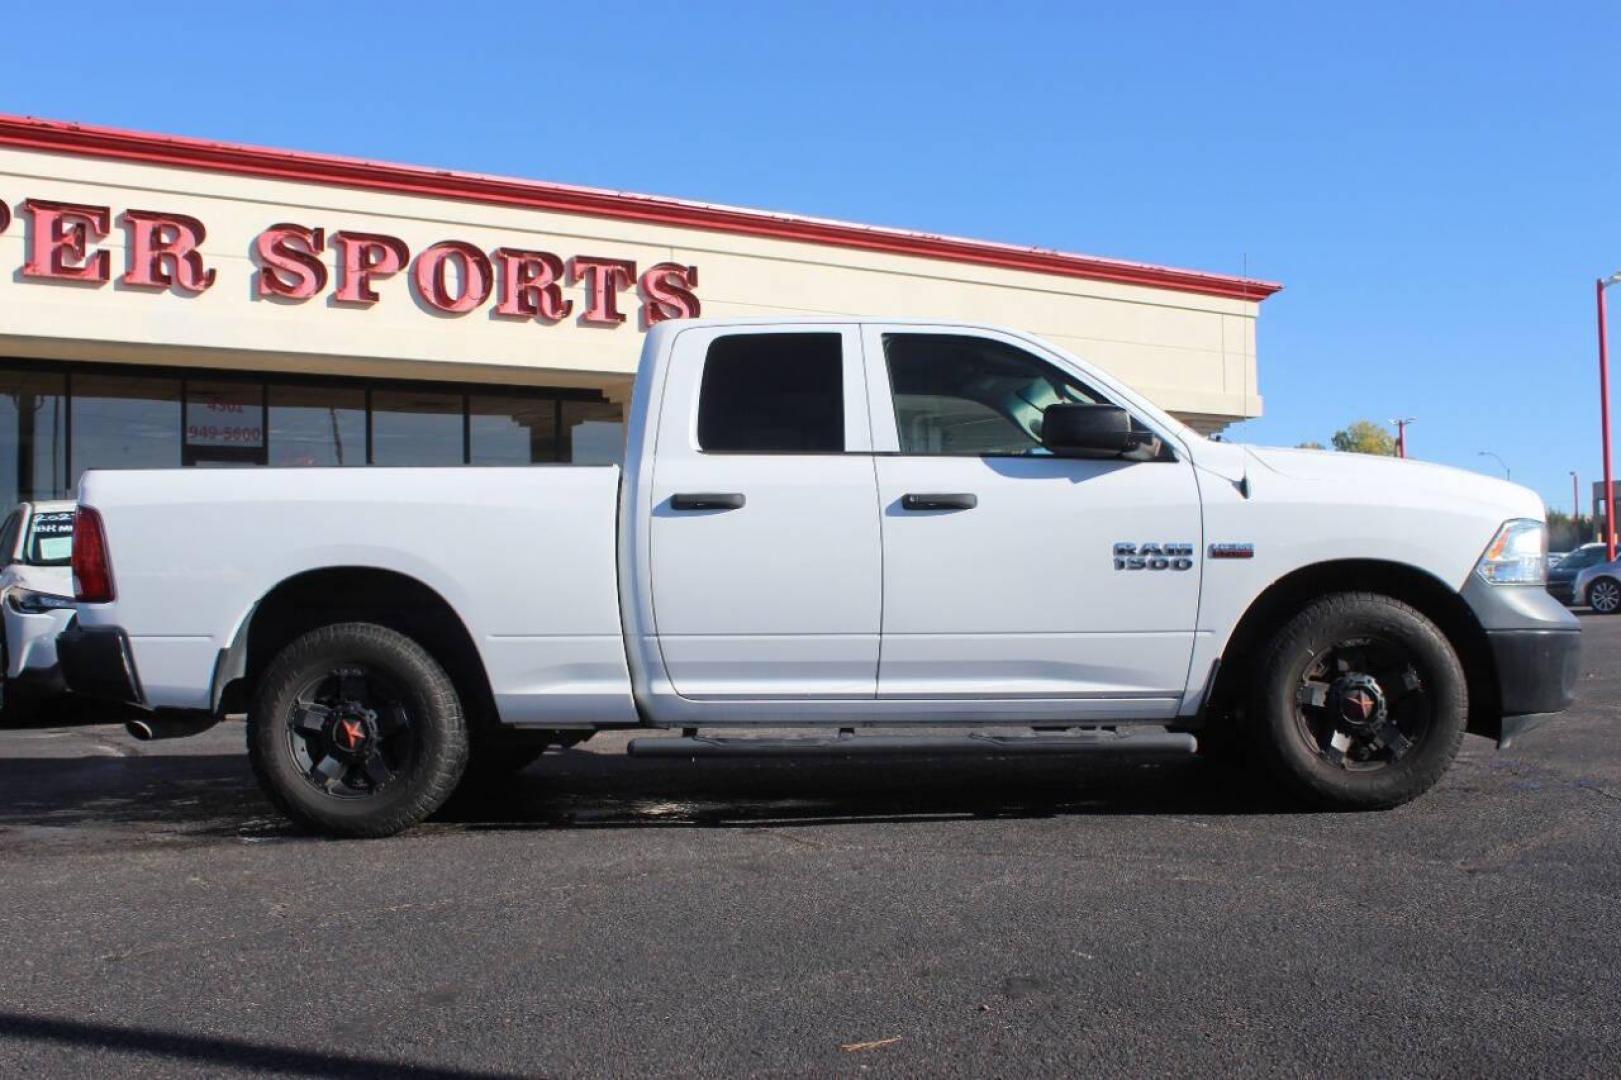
[186,397,264,449]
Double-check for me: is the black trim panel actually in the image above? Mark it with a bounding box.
[1488,628,1580,718]
[55,621,143,706]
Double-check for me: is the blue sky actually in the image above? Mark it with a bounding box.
[3,1,1617,511]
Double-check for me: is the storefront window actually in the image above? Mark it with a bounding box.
[70,373,183,488]
[0,369,67,508]
[185,380,266,467]
[470,394,558,465]
[0,360,614,488]
[269,385,367,467]
[562,400,625,464]
[371,389,464,466]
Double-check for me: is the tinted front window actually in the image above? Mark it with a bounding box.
[697,334,843,453]
[24,510,74,566]
[884,334,1104,456]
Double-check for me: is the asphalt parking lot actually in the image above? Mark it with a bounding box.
[0,615,1618,1078]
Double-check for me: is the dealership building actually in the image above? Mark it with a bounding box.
[0,115,1281,509]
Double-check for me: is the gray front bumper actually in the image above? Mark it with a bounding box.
[1460,578,1582,741]
[1487,628,1580,716]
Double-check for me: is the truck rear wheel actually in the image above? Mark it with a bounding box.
[1245,592,1466,810]
[247,622,469,838]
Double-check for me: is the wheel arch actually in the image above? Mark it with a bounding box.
[215,567,498,729]
[1206,559,1500,738]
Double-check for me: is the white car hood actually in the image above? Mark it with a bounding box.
[1237,445,1545,521]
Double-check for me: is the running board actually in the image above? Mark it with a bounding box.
[627,729,1197,759]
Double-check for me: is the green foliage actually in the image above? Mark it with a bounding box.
[1330,420,1397,456]
[1546,510,1597,553]
[1295,440,1327,450]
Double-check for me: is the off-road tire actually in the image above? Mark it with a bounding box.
[1245,592,1467,810]
[247,622,468,837]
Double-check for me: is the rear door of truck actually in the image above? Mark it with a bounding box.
[647,324,881,699]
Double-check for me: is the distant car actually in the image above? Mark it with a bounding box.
[1548,542,1608,605]
[0,500,77,721]
[1573,551,1621,614]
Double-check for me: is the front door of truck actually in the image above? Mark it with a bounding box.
[864,326,1202,714]
[648,325,880,699]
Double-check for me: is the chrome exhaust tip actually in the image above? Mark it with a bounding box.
[124,716,219,741]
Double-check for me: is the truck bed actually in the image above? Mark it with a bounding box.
[75,465,636,725]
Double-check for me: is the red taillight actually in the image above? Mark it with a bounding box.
[72,506,115,603]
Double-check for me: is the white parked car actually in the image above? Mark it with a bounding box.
[58,318,1580,836]
[0,500,78,720]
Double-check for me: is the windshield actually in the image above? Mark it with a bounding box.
[24,510,74,567]
[1558,547,1605,570]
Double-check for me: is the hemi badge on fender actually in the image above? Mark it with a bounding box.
[1209,543,1255,559]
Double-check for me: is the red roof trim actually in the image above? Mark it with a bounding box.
[0,115,1282,302]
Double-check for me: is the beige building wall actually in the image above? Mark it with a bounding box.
[0,134,1274,431]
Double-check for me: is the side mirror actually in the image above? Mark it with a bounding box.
[1041,403,1150,457]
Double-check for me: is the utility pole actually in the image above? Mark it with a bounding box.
[1572,470,1582,523]
[1391,417,1416,458]
[1598,273,1621,560]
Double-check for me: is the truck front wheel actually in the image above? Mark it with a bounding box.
[247,622,469,838]
[1245,592,1467,810]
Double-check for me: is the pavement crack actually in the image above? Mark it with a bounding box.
[1461,754,1621,809]
[1575,779,1621,804]
[758,827,837,851]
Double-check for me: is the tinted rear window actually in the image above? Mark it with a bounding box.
[697,333,844,453]
[25,510,74,567]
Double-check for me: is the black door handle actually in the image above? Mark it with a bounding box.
[670,492,746,511]
[901,493,977,511]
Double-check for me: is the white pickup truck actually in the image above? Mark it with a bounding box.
[58,318,1579,836]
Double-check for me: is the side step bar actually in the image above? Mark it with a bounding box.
[627,729,1197,759]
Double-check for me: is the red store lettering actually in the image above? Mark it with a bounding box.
[4,196,701,323]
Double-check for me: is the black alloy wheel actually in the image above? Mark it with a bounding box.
[1291,635,1430,771]
[286,666,417,799]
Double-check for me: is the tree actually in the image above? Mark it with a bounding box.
[1330,420,1397,456]
[1295,440,1327,450]
[1546,509,1596,552]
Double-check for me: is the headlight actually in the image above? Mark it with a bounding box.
[1474,519,1547,585]
[6,589,76,615]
